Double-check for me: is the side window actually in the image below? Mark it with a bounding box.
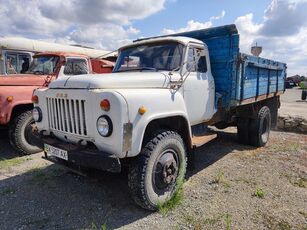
[197,52,207,73]
[6,54,18,74]
[19,54,30,73]
[5,53,31,74]
[186,47,196,72]
[64,59,88,75]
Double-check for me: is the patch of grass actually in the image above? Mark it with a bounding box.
[158,180,184,215]
[270,141,302,153]
[0,157,26,170]
[29,168,49,185]
[0,187,15,195]
[225,214,232,230]
[253,188,265,198]
[262,214,292,230]
[299,210,307,219]
[293,177,307,188]
[90,222,107,230]
[211,170,231,188]
[282,173,307,188]
[181,212,223,229]
[203,215,223,225]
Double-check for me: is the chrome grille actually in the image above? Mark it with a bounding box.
[46,97,87,136]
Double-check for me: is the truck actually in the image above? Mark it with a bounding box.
[30,24,286,210]
[0,36,111,75]
[0,51,115,155]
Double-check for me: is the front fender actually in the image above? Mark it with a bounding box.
[0,87,36,125]
[115,88,191,157]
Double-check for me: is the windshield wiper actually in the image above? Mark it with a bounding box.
[114,67,158,72]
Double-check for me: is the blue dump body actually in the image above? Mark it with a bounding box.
[138,24,287,109]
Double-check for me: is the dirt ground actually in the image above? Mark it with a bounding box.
[0,129,306,230]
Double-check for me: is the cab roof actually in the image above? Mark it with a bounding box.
[34,52,89,58]
[120,36,204,50]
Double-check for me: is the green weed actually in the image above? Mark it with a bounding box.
[253,188,265,198]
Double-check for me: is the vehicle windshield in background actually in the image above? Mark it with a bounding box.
[113,42,184,72]
[27,56,59,74]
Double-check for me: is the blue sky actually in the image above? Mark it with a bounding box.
[0,0,306,76]
[134,0,271,37]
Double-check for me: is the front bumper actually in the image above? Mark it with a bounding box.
[29,131,121,173]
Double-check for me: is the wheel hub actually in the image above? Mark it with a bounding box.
[154,150,179,191]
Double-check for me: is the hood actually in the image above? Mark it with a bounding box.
[49,72,173,89]
[0,74,54,86]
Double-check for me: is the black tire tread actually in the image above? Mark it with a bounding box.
[9,110,41,155]
[249,106,271,147]
[128,130,186,210]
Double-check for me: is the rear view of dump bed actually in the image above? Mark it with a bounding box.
[140,24,286,109]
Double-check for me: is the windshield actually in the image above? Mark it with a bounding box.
[113,42,184,72]
[27,56,59,74]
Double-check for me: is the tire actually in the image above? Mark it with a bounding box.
[249,106,271,147]
[128,131,187,210]
[302,90,307,100]
[237,117,250,145]
[9,110,42,155]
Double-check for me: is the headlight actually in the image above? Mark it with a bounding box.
[97,115,113,137]
[33,107,42,122]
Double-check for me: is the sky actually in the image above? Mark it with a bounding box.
[0,0,306,76]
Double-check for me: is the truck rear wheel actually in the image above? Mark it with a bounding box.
[249,106,271,147]
[302,90,307,100]
[128,131,187,210]
[237,117,250,145]
[9,111,42,155]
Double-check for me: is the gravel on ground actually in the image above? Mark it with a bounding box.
[0,129,306,230]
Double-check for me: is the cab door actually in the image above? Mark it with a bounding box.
[182,44,215,125]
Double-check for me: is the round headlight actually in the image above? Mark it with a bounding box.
[97,115,113,137]
[33,107,42,122]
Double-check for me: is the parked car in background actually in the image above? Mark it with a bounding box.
[0,51,115,155]
[30,24,286,210]
[0,36,111,75]
[285,78,295,88]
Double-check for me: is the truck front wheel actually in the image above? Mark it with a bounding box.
[249,106,271,147]
[128,131,187,210]
[9,111,42,155]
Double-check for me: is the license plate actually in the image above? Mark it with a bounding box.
[44,144,68,160]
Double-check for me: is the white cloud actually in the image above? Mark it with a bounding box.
[162,10,225,34]
[235,0,307,76]
[0,0,166,50]
[210,10,225,21]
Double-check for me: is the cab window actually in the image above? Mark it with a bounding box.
[5,52,31,74]
[186,47,207,73]
[186,47,196,72]
[64,58,88,75]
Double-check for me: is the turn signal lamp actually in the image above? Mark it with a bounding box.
[138,106,147,115]
[32,95,39,104]
[6,96,13,103]
[100,99,110,111]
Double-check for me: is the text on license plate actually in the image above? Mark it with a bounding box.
[44,144,68,160]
